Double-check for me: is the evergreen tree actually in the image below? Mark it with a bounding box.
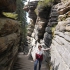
[16,0,27,47]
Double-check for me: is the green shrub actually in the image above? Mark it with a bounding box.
[52,25,56,37]
[38,0,54,7]
[35,0,54,15]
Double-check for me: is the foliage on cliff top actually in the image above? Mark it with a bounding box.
[38,0,54,7]
[35,0,54,15]
[16,0,27,45]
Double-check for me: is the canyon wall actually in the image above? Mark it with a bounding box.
[0,18,21,70]
[50,0,70,70]
[0,0,16,17]
[0,0,21,70]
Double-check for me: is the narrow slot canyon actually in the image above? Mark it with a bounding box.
[0,0,70,70]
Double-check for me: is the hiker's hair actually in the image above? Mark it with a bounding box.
[38,44,42,48]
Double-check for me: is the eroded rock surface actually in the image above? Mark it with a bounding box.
[0,18,21,70]
[25,0,70,70]
[0,0,16,12]
[50,0,70,70]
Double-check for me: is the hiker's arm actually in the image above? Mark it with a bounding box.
[34,53,36,61]
[42,46,51,51]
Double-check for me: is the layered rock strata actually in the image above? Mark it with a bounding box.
[0,18,20,70]
[0,0,21,70]
[50,0,70,70]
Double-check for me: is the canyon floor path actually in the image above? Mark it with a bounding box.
[13,52,49,70]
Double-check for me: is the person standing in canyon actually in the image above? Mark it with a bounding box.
[34,44,50,70]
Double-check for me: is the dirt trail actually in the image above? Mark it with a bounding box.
[13,52,49,70]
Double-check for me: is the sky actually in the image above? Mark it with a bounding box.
[25,0,39,5]
[24,0,30,23]
[26,13,30,23]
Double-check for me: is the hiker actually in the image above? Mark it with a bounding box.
[34,44,50,70]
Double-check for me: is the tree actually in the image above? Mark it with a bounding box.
[16,0,27,47]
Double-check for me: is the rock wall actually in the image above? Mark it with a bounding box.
[25,0,70,70]
[0,0,21,70]
[0,0,16,17]
[50,0,70,70]
[0,18,21,70]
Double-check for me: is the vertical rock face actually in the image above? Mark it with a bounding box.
[0,18,21,70]
[0,0,16,17]
[0,0,21,70]
[25,0,70,70]
[44,5,58,47]
[34,6,51,41]
[50,0,70,70]
[0,0,16,12]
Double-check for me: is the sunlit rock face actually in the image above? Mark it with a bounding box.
[0,18,21,70]
[50,0,70,70]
